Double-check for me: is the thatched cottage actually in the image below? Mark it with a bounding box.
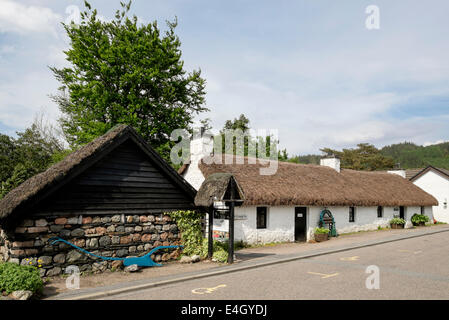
[0,125,196,275]
[179,134,438,244]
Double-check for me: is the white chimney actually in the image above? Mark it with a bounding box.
[387,169,406,178]
[320,156,341,173]
[183,127,214,190]
[387,163,406,178]
[190,127,214,164]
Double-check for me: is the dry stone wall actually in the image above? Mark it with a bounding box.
[0,213,181,277]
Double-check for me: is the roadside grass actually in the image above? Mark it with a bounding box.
[234,240,291,251]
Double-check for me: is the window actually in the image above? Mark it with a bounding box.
[377,206,383,218]
[421,206,425,215]
[349,207,355,222]
[257,207,267,229]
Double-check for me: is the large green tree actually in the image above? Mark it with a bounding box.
[51,1,208,161]
[320,143,395,171]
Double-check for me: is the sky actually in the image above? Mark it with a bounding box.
[0,0,448,155]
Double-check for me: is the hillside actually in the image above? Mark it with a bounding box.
[380,142,449,169]
[287,141,449,170]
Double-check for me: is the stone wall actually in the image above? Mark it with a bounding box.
[0,213,181,277]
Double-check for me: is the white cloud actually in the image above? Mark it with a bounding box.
[0,44,15,59]
[0,71,60,130]
[0,0,62,36]
[423,140,449,147]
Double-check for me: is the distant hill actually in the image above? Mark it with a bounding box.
[287,141,449,170]
[380,141,449,169]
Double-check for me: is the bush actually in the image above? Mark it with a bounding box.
[0,262,43,294]
[411,214,429,225]
[212,249,228,263]
[314,227,330,234]
[389,217,406,225]
[168,210,231,263]
[199,238,229,262]
[167,210,204,256]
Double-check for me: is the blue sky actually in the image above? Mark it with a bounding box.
[0,0,448,154]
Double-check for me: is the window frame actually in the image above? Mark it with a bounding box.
[349,206,356,223]
[256,206,268,229]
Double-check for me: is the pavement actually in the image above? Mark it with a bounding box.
[48,224,449,300]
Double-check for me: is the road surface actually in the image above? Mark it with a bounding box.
[104,230,449,300]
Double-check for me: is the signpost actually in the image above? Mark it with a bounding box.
[201,174,244,264]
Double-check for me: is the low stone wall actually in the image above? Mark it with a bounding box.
[0,213,181,277]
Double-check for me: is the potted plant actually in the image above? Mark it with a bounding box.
[411,214,429,227]
[389,217,406,229]
[314,227,330,242]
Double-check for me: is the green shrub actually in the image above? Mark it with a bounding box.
[212,249,228,263]
[390,217,406,225]
[314,227,330,234]
[0,262,43,294]
[411,214,429,224]
[200,238,229,261]
[167,210,204,256]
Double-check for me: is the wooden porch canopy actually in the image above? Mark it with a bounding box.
[194,173,245,208]
[194,173,244,264]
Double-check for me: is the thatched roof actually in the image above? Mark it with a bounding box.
[194,173,245,207]
[196,156,438,207]
[0,125,196,221]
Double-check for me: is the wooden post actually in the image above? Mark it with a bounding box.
[228,179,235,264]
[208,207,214,259]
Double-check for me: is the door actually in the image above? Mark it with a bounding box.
[295,207,307,242]
[400,206,405,219]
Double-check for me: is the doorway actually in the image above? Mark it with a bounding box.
[295,207,307,242]
[400,206,405,219]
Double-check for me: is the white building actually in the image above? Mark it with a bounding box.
[180,135,438,244]
[406,167,449,223]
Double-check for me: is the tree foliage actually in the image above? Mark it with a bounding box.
[280,140,449,170]
[0,116,65,198]
[320,143,395,171]
[381,141,449,169]
[219,114,278,159]
[287,154,321,165]
[0,134,18,182]
[51,1,208,162]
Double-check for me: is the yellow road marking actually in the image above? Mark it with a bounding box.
[307,271,339,279]
[397,249,422,254]
[339,256,360,261]
[191,284,227,295]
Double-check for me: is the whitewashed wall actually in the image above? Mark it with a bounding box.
[413,170,449,223]
[228,205,434,244]
[307,206,393,240]
[233,206,295,244]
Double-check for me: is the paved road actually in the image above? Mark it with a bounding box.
[105,231,449,300]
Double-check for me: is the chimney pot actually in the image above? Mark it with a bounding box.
[320,156,341,173]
